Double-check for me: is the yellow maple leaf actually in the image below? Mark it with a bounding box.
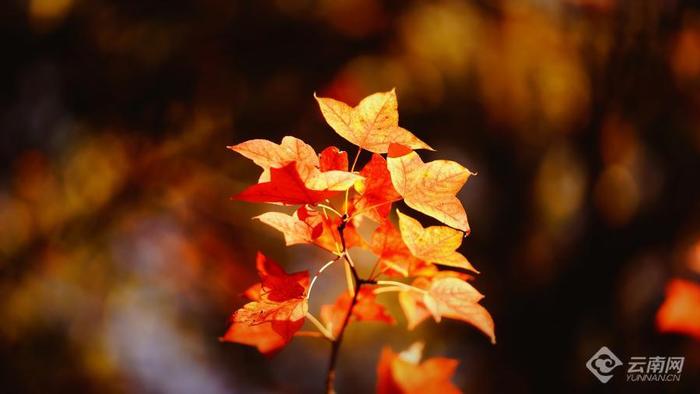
[229,136,318,181]
[424,277,494,344]
[229,136,361,191]
[398,275,495,344]
[387,144,473,231]
[254,211,313,246]
[397,210,477,272]
[315,89,433,153]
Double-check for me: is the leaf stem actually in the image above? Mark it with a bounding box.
[318,203,342,217]
[376,280,428,294]
[367,257,382,281]
[307,257,342,301]
[305,312,334,340]
[350,147,362,173]
[295,330,326,339]
[372,286,404,294]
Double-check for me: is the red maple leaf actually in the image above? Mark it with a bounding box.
[319,146,349,172]
[233,162,336,205]
[352,153,401,221]
[220,252,309,355]
[656,278,700,340]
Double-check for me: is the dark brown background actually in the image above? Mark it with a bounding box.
[0,0,699,393]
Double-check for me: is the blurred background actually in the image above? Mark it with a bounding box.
[1,0,699,393]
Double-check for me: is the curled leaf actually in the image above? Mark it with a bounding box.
[398,275,495,344]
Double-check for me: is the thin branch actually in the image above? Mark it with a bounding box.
[324,213,377,394]
[325,275,361,394]
[336,217,357,278]
[307,257,342,301]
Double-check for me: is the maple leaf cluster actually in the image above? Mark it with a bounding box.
[221,89,495,393]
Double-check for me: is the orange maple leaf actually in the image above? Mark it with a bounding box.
[221,252,309,355]
[370,219,436,278]
[254,211,315,246]
[387,143,473,232]
[228,136,318,181]
[397,210,478,272]
[315,89,433,154]
[398,274,495,344]
[376,342,461,394]
[321,287,395,337]
[656,278,700,340]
